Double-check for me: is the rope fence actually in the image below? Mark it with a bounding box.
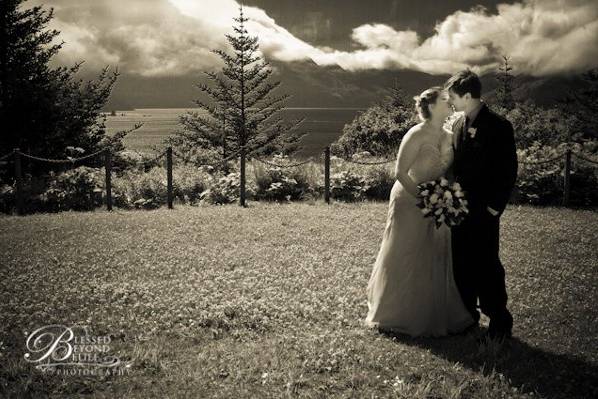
[17,148,108,164]
[0,150,15,162]
[329,149,395,165]
[252,155,318,168]
[572,151,598,165]
[0,141,596,214]
[519,151,566,165]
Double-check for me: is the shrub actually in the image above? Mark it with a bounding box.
[330,170,370,202]
[0,184,15,214]
[251,154,312,202]
[515,142,598,206]
[200,172,256,205]
[39,166,103,212]
[111,167,168,209]
[363,166,395,201]
[332,86,416,159]
[171,165,212,205]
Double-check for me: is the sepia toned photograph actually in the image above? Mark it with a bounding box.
[0,0,597,397]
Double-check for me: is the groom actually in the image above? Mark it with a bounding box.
[445,70,518,340]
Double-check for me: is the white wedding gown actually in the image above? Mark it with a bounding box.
[364,141,474,337]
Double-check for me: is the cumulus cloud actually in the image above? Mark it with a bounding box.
[27,0,598,77]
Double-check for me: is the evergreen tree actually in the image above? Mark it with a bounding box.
[164,6,306,206]
[495,55,515,111]
[561,67,598,142]
[0,0,125,180]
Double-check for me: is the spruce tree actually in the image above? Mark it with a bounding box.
[165,6,305,207]
[495,55,515,110]
[0,0,123,180]
[561,68,598,142]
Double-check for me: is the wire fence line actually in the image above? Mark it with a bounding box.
[518,151,566,165]
[0,150,15,162]
[572,151,598,165]
[328,148,396,165]
[252,155,319,168]
[16,148,109,164]
[4,146,594,168]
[1,143,596,215]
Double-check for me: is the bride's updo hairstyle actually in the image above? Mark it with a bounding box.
[413,86,443,121]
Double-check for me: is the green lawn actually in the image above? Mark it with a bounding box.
[0,203,596,398]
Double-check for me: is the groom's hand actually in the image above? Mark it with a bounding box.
[487,206,499,216]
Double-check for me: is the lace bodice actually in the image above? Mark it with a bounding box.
[408,142,453,185]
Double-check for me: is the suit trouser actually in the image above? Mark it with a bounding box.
[451,208,513,332]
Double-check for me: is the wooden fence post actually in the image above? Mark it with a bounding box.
[563,148,571,206]
[104,149,112,211]
[240,145,246,207]
[14,149,23,216]
[324,146,330,204]
[167,147,173,209]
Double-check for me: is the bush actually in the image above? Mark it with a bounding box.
[515,142,598,206]
[332,86,416,159]
[251,154,313,202]
[39,166,104,212]
[171,164,213,205]
[363,166,395,201]
[330,170,370,202]
[0,184,15,214]
[200,172,256,205]
[111,167,168,209]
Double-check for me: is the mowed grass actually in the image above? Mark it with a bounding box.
[0,203,597,398]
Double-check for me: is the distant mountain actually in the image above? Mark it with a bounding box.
[101,59,586,111]
[484,74,585,107]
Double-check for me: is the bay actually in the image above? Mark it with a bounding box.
[104,108,365,158]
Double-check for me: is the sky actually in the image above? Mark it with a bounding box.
[26,0,598,77]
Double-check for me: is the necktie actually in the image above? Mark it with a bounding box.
[462,116,469,143]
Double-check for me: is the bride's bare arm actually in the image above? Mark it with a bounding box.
[394,128,422,197]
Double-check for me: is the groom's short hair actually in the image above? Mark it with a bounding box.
[445,70,481,99]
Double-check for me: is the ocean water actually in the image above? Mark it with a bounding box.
[104,108,365,158]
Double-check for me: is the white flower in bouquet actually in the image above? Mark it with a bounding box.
[416,178,469,228]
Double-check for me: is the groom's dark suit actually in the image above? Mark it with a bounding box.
[451,102,518,336]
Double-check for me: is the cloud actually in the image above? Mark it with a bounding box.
[27,0,598,77]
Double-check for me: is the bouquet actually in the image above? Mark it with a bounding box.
[416,178,468,228]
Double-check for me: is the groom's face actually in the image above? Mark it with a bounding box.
[447,89,467,112]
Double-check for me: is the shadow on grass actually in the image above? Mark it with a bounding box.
[378,328,597,399]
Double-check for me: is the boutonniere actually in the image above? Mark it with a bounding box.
[467,127,477,139]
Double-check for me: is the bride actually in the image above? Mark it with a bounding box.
[364,86,474,337]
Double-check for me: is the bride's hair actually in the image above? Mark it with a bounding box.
[413,86,443,121]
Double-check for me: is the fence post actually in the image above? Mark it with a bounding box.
[563,148,571,206]
[167,147,173,209]
[324,146,330,204]
[104,149,112,211]
[14,149,23,216]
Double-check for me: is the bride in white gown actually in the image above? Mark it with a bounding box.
[365,87,474,337]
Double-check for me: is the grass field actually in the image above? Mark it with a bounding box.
[0,203,597,398]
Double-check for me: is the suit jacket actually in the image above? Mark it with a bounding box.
[451,104,518,216]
